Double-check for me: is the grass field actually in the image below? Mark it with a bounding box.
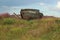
[0,17,60,40]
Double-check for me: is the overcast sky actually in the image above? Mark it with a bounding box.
[0,0,60,17]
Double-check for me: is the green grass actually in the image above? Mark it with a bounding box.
[0,18,60,40]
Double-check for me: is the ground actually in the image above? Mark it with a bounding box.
[0,17,60,40]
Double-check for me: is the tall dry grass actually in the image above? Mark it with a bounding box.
[0,18,60,40]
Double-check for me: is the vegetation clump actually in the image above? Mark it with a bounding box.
[2,18,16,25]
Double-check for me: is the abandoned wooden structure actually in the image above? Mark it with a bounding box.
[20,9,43,20]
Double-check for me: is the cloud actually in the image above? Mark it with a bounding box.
[39,3,45,6]
[1,6,10,11]
[44,1,60,12]
[48,7,60,12]
[0,0,43,6]
[56,1,60,8]
[0,6,10,13]
[1,6,9,8]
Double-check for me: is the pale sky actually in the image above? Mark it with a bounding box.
[0,0,60,17]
